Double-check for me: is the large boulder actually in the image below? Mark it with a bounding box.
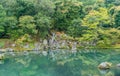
[98,62,112,69]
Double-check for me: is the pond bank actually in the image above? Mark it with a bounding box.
[0,38,82,51]
[0,32,120,51]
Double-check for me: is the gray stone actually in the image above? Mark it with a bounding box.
[43,39,48,45]
[6,48,14,52]
[11,44,16,47]
[98,62,112,69]
[42,51,48,56]
[0,49,6,52]
[71,42,77,51]
[34,42,41,51]
[116,64,120,67]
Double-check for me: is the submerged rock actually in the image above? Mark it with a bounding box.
[98,62,112,69]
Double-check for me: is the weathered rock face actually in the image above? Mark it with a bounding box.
[98,62,112,69]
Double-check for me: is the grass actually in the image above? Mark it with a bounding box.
[0,39,7,48]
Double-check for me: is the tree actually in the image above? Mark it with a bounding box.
[34,0,55,17]
[67,18,87,38]
[114,11,120,27]
[0,0,36,17]
[3,16,18,38]
[19,15,36,34]
[109,6,120,28]
[81,7,111,45]
[83,7,111,28]
[34,13,51,39]
[0,5,6,37]
[53,0,84,31]
[18,15,37,37]
[114,6,120,28]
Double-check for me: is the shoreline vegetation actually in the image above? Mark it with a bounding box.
[0,0,120,51]
[0,32,120,52]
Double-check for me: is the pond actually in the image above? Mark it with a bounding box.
[0,49,120,76]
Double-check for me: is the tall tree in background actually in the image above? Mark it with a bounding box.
[109,6,120,28]
[34,13,51,40]
[53,0,84,31]
[0,4,7,37]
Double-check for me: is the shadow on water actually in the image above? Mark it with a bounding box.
[0,49,120,76]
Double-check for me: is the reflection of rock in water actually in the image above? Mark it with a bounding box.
[114,67,120,76]
[99,69,110,75]
[116,64,120,67]
[0,60,4,64]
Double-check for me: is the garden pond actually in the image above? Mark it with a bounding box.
[0,49,120,76]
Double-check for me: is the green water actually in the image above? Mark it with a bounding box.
[0,49,120,76]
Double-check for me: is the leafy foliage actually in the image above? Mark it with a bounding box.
[0,0,120,48]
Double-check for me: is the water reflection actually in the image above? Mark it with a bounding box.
[114,67,120,76]
[99,69,110,75]
[0,49,119,76]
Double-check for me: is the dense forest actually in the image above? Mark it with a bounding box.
[0,0,120,49]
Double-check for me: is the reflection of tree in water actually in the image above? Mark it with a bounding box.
[114,67,120,76]
[55,60,82,76]
[0,49,120,76]
[53,51,102,76]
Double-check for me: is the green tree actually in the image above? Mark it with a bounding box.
[67,18,87,38]
[18,15,37,37]
[114,11,120,27]
[34,0,55,17]
[114,6,120,28]
[34,13,51,39]
[0,5,6,37]
[3,16,18,38]
[83,7,111,28]
[81,7,110,45]
[53,0,84,31]
[0,0,36,17]
[110,6,120,28]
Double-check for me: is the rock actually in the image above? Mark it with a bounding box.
[116,64,120,67]
[42,51,48,56]
[34,43,41,51]
[71,42,77,51]
[98,62,112,69]
[0,49,6,52]
[6,48,14,52]
[43,39,48,45]
[24,44,29,49]
[11,44,16,47]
